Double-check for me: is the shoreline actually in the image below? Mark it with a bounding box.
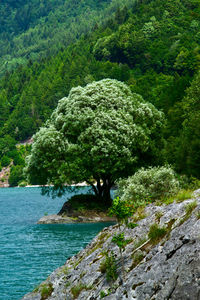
[0,182,89,188]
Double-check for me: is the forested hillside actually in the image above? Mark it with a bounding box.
[0,0,134,76]
[0,0,200,185]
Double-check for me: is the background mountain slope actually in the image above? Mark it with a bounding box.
[0,0,134,76]
[0,0,200,184]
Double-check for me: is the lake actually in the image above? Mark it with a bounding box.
[0,187,112,300]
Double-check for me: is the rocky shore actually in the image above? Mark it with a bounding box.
[38,214,116,224]
[22,191,200,300]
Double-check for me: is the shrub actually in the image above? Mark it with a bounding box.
[8,165,24,187]
[100,290,107,298]
[1,155,11,167]
[118,166,179,204]
[109,197,136,225]
[99,251,117,282]
[175,190,193,203]
[40,283,54,300]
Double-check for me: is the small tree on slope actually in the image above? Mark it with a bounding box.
[25,79,164,205]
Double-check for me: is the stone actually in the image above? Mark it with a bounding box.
[22,191,200,300]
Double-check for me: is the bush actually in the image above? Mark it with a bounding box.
[1,155,11,167]
[7,149,25,166]
[9,165,24,187]
[118,166,179,204]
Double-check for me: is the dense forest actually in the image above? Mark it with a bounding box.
[0,0,200,186]
[0,0,134,76]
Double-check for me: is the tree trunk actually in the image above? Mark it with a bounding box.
[90,177,113,207]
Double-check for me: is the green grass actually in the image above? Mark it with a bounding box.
[100,290,107,298]
[178,200,197,226]
[159,189,194,206]
[155,211,163,222]
[40,283,54,300]
[33,283,54,299]
[175,190,193,203]
[185,200,197,214]
[131,250,144,267]
[196,210,200,219]
[70,282,93,299]
[133,237,148,250]
[148,224,167,244]
[132,207,147,222]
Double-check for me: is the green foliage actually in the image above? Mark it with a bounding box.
[127,222,138,229]
[109,197,135,225]
[40,283,54,300]
[112,232,131,250]
[0,0,199,181]
[133,237,148,250]
[1,155,11,167]
[148,224,167,244]
[196,211,200,220]
[9,165,25,187]
[118,166,179,204]
[178,200,198,225]
[25,79,163,201]
[100,290,107,298]
[70,282,92,299]
[132,207,147,222]
[132,250,144,267]
[100,251,118,282]
[185,201,197,215]
[0,0,122,76]
[175,190,193,203]
[167,72,200,178]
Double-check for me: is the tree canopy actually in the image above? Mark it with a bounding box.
[25,79,164,203]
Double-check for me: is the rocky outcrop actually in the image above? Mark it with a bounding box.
[38,198,116,224]
[22,191,200,300]
[0,165,11,187]
[38,214,115,224]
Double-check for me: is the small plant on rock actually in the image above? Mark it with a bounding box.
[40,283,54,300]
[112,232,131,279]
[196,210,200,219]
[99,251,117,282]
[109,197,136,228]
[185,200,197,215]
[148,223,167,244]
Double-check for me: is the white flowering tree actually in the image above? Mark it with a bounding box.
[25,79,164,204]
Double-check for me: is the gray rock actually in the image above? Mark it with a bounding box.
[22,192,200,300]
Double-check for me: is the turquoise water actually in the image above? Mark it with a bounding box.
[0,187,112,300]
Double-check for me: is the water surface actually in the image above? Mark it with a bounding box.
[0,187,111,300]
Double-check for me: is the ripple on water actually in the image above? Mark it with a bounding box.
[0,187,111,300]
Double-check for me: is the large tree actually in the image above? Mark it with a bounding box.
[25,79,164,204]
